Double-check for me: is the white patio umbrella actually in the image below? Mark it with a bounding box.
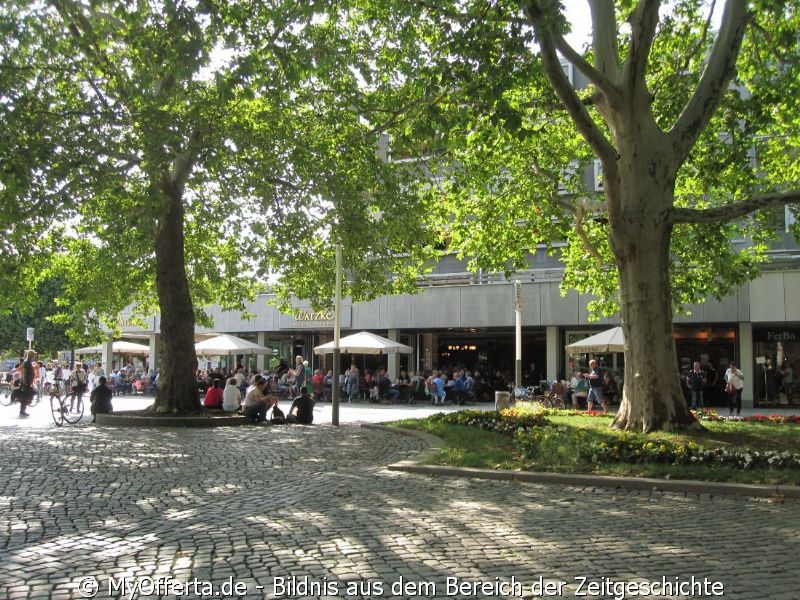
[74,340,150,355]
[565,326,625,354]
[194,333,274,356]
[314,331,412,355]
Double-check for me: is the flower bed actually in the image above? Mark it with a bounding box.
[575,432,800,469]
[428,409,549,436]
[693,408,800,424]
[427,408,800,471]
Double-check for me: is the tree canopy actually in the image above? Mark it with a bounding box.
[344,0,800,313]
[1,0,438,410]
[339,0,800,430]
[2,0,799,427]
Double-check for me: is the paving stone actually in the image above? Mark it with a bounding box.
[1,419,798,598]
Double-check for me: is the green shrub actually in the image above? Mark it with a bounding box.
[511,425,800,470]
[428,409,549,436]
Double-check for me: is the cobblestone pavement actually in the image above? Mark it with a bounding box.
[0,406,798,600]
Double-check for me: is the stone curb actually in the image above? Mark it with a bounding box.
[365,424,800,499]
[95,411,251,427]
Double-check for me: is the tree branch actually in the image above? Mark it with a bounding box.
[624,0,661,87]
[50,0,131,110]
[359,88,452,141]
[669,0,750,161]
[669,190,800,225]
[523,1,617,163]
[681,0,718,76]
[574,201,607,267]
[536,0,622,105]
[588,0,622,83]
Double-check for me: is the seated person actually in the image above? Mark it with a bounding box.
[203,379,224,409]
[222,377,242,412]
[118,373,132,395]
[323,370,334,402]
[90,376,114,422]
[233,367,247,395]
[409,371,427,402]
[463,371,476,403]
[278,371,293,395]
[287,388,314,425]
[243,377,272,423]
[568,372,589,408]
[448,371,467,405]
[603,372,620,405]
[376,370,392,401]
[311,369,325,403]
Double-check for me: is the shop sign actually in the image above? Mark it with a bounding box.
[754,329,799,342]
[296,310,335,322]
[281,307,352,329]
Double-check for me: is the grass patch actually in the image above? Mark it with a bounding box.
[389,406,800,486]
[391,418,518,470]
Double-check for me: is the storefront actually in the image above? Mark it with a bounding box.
[674,325,738,407]
[752,327,800,407]
[437,329,547,383]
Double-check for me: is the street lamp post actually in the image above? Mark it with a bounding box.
[332,245,342,426]
[514,281,522,388]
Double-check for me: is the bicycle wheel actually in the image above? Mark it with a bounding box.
[50,395,66,426]
[0,387,12,407]
[64,397,84,424]
[28,389,41,407]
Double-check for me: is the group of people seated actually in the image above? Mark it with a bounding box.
[108,365,156,396]
[334,366,482,405]
[200,368,314,426]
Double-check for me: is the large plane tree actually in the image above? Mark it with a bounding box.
[0,1,435,412]
[350,0,800,431]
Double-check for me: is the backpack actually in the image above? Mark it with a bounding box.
[270,404,286,425]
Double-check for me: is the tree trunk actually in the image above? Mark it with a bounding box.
[610,205,699,433]
[151,185,200,413]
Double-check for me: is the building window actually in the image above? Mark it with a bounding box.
[753,328,800,407]
[593,159,604,191]
[786,205,797,232]
[560,59,574,85]
[558,160,579,195]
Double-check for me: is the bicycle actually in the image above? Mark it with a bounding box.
[1,382,41,408]
[536,381,567,409]
[49,383,84,426]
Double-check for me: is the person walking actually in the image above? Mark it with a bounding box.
[293,355,307,396]
[586,359,608,413]
[17,350,36,417]
[69,362,88,411]
[724,362,745,416]
[686,361,707,410]
[346,363,359,402]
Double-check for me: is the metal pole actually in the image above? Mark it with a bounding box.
[514,282,522,387]
[332,245,342,426]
